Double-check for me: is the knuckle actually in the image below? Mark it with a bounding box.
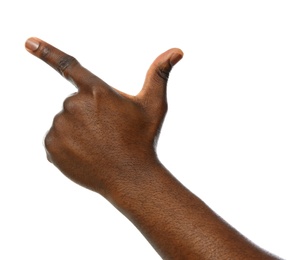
[91,85,105,98]
[63,94,80,114]
[39,45,79,76]
[44,114,65,157]
[52,113,65,132]
[157,67,170,81]
[57,55,78,76]
[44,129,57,154]
[40,46,50,60]
[46,153,52,163]
[90,84,109,97]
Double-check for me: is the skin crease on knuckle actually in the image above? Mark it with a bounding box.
[57,55,78,76]
[39,44,79,77]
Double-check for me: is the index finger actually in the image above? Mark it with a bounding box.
[25,37,108,90]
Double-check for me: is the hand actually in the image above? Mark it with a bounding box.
[25,38,281,260]
[25,37,183,195]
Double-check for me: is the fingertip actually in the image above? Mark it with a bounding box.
[169,48,184,56]
[25,37,40,52]
[140,48,184,99]
[169,48,184,66]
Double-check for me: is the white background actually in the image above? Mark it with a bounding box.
[1,1,288,259]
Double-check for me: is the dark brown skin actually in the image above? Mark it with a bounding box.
[25,37,281,260]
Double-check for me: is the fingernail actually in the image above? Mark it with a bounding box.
[169,52,183,66]
[25,38,40,52]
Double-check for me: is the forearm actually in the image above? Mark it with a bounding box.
[106,161,280,260]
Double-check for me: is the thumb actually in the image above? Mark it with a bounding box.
[137,48,183,103]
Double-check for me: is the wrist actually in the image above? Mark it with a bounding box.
[103,156,170,207]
